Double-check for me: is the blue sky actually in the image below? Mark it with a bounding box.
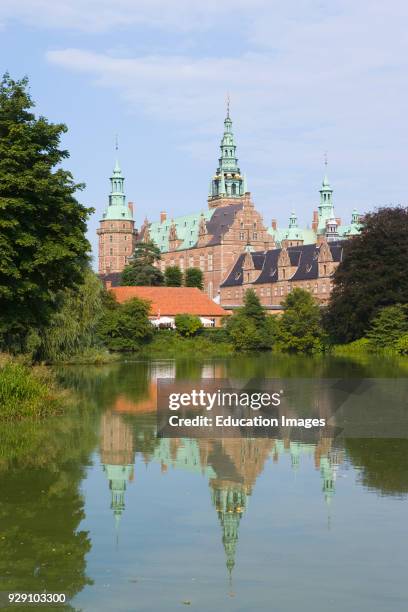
[1,1,407,265]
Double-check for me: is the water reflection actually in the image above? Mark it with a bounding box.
[1,354,407,611]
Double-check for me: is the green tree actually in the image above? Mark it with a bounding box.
[367,304,408,349]
[121,240,164,286]
[97,297,153,351]
[175,313,203,337]
[225,289,274,351]
[165,265,183,287]
[34,269,107,362]
[277,288,325,353]
[184,267,204,290]
[241,288,267,325]
[0,74,92,352]
[325,207,408,342]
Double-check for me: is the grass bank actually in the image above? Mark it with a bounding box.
[0,355,70,420]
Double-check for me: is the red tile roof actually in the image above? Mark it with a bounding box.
[110,286,228,317]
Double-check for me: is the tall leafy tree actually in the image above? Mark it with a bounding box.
[277,288,325,353]
[0,73,92,350]
[121,240,164,286]
[325,207,408,342]
[164,265,182,286]
[184,267,204,290]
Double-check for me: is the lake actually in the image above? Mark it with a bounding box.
[1,354,407,611]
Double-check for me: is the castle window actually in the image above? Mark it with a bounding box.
[125,247,127,253]
[110,248,113,255]
[189,256,194,267]
[232,184,236,195]
[200,255,205,271]
[124,235,127,240]
[122,224,125,228]
[254,222,257,229]
[253,232,257,240]
[240,222,244,228]
[323,264,327,275]
[239,232,245,240]
[282,268,286,279]
[208,254,213,271]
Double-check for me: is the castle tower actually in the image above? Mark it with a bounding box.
[317,166,335,234]
[97,145,137,275]
[208,101,249,208]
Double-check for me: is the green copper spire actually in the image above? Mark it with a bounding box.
[209,101,246,199]
[102,139,133,221]
[317,156,335,233]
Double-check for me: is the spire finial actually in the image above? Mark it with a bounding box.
[226,93,230,118]
[115,134,119,152]
[324,151,328,168]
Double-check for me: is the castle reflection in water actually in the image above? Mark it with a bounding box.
[99,361,345,577]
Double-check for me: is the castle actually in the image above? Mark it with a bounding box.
[98,109,362,307]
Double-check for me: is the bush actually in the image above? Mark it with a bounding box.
[395,333,408,355]
[332,337,371,355]
[200,327,231,343]
[175,314,203,337]
[367,304,408,349]
[0,355,69,420]
[97,298,153,351]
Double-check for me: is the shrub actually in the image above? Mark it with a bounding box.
[175,314,203,337]
[395,333,408,355]
[0,355,69,420]
[97,298,153,351]
[367,304,408,349]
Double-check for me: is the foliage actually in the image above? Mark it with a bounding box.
[200,327,231,343]
[184,267,204,289]
[277,288,325,353]
[165,265,183,287]
[225,289,275,351]
[0,74,92,352]
[142,330,233,358]
[121,240,164,286]
[175,313,203,337]
[332,337,372,355]
[366,304,408,349]
[33,269,107,362]
[395,333,408,355]
[325,207,408,342]
[97,297,153,351]
[0,355,69,420]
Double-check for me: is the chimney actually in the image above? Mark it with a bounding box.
[160,211,167,223]
[312,210,319,232]
[271,219,277,230]
[128,201,134,216]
